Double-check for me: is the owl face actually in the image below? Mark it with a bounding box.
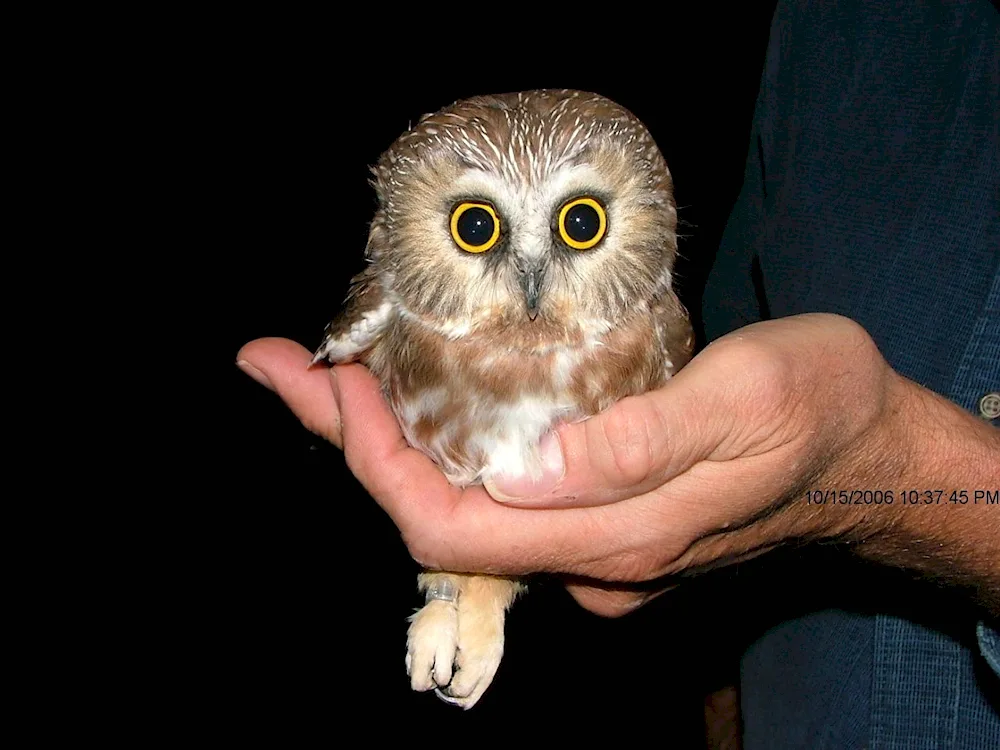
[370,90,678,346]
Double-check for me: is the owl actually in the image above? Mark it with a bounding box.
[313,89,693,708]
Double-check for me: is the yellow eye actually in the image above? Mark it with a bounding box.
[557,197,607,250]
[450,202,501,253]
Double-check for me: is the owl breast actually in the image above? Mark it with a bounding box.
[363,305,680,488]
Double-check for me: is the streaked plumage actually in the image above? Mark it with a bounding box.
[314,89,693,708]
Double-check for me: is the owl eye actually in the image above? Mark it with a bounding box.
[450,202,501,253]
[557,197,607,250]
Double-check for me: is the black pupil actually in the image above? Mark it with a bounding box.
[457,207,495,246]
[564,203,601,243]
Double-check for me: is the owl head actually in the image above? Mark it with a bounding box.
[367,89,678,345]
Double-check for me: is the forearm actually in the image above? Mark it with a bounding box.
[838,371,1000,617]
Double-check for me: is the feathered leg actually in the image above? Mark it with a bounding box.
[406,571,524,709]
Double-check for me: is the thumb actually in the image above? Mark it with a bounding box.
[484,359,734,507]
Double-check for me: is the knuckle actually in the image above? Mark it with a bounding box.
[341,433,364,478]
[715,336,797,420]
[592,399,660,488]
[401,528,451,570]
[602,549,657,583]
[403,536,435,568]
[739,340,795,397]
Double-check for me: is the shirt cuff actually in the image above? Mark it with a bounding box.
[978,620,1000,677]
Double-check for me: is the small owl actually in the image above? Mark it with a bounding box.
[313,89,693,708]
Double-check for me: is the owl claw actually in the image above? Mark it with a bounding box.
[434,688,462,705]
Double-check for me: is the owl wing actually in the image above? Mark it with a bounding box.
[311,220,393,365]
[655,292,695,376]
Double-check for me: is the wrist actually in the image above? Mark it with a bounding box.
[833,373,1000,616]
[792,359,911,546]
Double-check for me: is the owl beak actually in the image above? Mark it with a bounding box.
[518,262,546,321]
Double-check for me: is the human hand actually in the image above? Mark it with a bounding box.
[238,313,907,615]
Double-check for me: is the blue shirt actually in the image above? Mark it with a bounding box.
[703,1,1000,746]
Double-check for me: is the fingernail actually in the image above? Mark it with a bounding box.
[236,359,274,392]
[486,431,564,502]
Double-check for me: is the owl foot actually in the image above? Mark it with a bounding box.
[407,573,520,708]
[405,582,508,709]
[406,599,459,693]
[433,607,504,709]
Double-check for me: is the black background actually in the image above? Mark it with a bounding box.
[219,7,777,743]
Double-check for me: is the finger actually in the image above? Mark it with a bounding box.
[564,580,678,617]
[563,581,648,618]
[484,354,733,508]
[332,362,465,532]
[237,337,343,447]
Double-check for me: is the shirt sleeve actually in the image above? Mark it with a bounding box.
[978,620,1000,678]
[700,3,784,342]
[701,113,767,342]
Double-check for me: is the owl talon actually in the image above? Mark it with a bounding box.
[407,599,459,693]
[440,636,503,709]
[434,688,462,705]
